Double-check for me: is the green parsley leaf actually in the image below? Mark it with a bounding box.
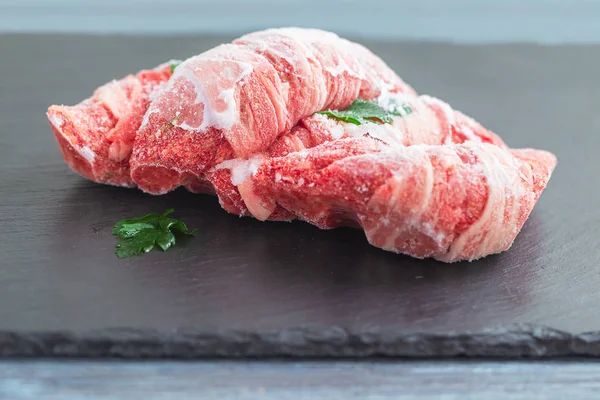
[317,98,412,125]
[170,62,180,73]
[112,209,197,259]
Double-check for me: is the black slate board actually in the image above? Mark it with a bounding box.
[1,35,599,358]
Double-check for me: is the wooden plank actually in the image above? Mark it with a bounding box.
[2,361,600,399]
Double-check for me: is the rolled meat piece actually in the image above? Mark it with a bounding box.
[46,27,557,262]
[48,28,416,193]
[47,63,174,187]
[248,138,556,262]
[207,92,508,219]
[130,28,417,194]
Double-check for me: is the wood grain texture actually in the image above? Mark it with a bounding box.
[2,360,600,400]
[0,34,599,358]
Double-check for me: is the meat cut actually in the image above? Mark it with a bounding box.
[47,28,556,262]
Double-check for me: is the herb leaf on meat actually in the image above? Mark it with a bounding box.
[317,99,412,125]
[169,62,180,73]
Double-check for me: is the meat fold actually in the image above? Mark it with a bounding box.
[206,93,508,219]
[249,138,556,262]
[47,63,174,187]
[130,28,416,194]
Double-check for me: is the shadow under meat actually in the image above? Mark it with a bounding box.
[47,181,544,333]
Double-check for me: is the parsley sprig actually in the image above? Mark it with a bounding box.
[169,62,180,73]
[317,98,412,125]
[112,209,197,258]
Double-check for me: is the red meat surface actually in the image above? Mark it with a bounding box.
[46,27,557,262]
[48,64,173,187]
[129,28,416,194]
[205,93,509,220]
[251,138,555,262]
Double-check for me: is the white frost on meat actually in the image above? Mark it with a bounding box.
[175,60,254,132]
[48,112,96,163]
[215,155,265,186]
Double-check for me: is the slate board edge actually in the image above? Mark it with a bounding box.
[2,324,600,359]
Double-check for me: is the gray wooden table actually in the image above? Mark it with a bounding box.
[2,360,600,399]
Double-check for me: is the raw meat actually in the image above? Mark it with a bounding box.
[46,27,557,262]
[48,62,174,187]
[250,138,556,262]
[130,28,417,194]
[206,93,509,220]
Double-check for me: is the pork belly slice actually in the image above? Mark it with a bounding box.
[47,63,173,187]
[244,138,556,262]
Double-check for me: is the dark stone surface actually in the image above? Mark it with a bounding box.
[0,34,599,358]
[1,325,600,358]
